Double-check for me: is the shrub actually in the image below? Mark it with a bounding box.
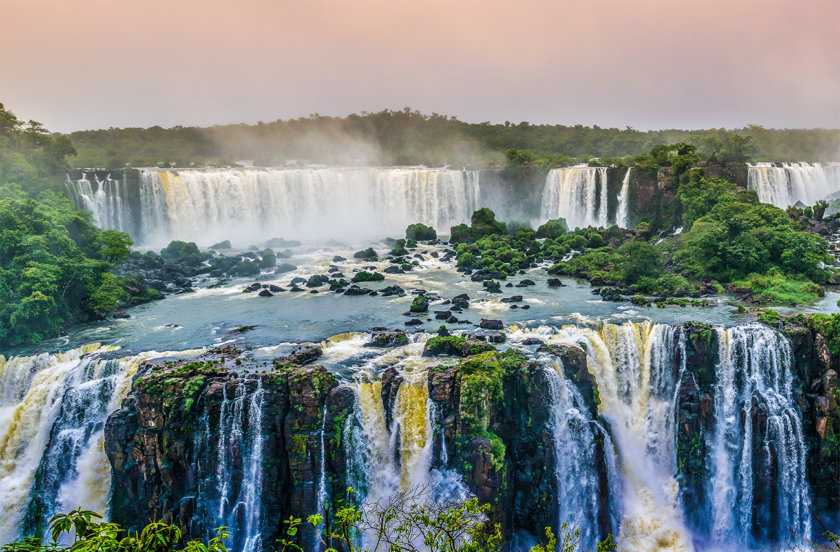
[160,240,204,265]
[237,259,260,276]
[259,251,276,268]
[405,223,437,241]
[536,218,568,239]
[353,247,378,260]
[351,271,384,283]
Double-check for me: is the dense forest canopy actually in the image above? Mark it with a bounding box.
[66,108,840,169]
[0,103,133,346]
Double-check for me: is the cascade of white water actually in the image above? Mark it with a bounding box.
[708,325,810,547]
[526,323,693,551]
[312,404,329,552]
[616,168,632,229]
[66,173,135,235]
[540,166,610,229]
[0,346,191,543]
[343,341,469,550]
[542,360,604,546]
[747,162,840,208]
[68,167,481,246]
[208,378,266,552]
[588,322,693,552]
[646,325,687,476]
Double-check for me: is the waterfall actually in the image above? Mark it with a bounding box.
[585,322,693,552]
[65,172,136,236]
[542,361,606,547]
[747,162,840,208]
[616,168,631,228]
[0,345,187,543]
[540,166,611,229]
[708,326,810,547]
[1,324,818,551]
[66,167,481,246]
[348,372,432,503]
[312,404,329,552]
[510,323,695,550]
[202,377,266,552]
[343,343,468,549]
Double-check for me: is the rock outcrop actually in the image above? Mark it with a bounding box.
[102,319,840,549]
[105,345,351,551]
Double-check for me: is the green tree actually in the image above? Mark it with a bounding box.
[88,272,129,312]
[0,508,229,552]
[95,229,133,263]
[618,241,662,283]
[0,104,139,346]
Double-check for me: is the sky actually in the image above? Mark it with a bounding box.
[1,0,838,133]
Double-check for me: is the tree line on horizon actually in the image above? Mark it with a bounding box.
[63,107,840,169]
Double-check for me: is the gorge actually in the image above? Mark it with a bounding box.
[2,315,838,552]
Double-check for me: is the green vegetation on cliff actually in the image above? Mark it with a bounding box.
[0,104,134,346]
[540,161,834,304]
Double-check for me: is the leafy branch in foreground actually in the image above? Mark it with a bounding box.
[771,501,840,552]
[279,486,616,552]
[0,508,229,552]
[4,490,616,552]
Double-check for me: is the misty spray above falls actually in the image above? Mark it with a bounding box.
[67,167,481,247]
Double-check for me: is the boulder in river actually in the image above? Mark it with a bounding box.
[306,275,330,288]
[344,285,373,296]
[410,295,429,313]
[365,329,409,348]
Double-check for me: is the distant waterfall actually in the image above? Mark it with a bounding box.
[540,166,614,229]
[747,162,840,208]
[708,326,810,547]
[0,345,188,543]
[616,168,632,229]
[67,167,481,246]
[66,173,137,236]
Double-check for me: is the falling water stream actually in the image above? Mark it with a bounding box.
[0,345,199,542]
[67,168,481,246]
[747,162,840,208]
[0,318,815,552]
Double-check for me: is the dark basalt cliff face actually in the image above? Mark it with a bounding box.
[105,323,840,549]
[627,162,747,230]
[105,345,352,551]
[425,344,605,542]
[781,321,840,516]
[105,340,601,549]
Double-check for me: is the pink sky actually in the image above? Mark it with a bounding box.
[1,0,838,132]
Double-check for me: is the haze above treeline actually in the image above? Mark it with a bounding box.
[64,108,840,169]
